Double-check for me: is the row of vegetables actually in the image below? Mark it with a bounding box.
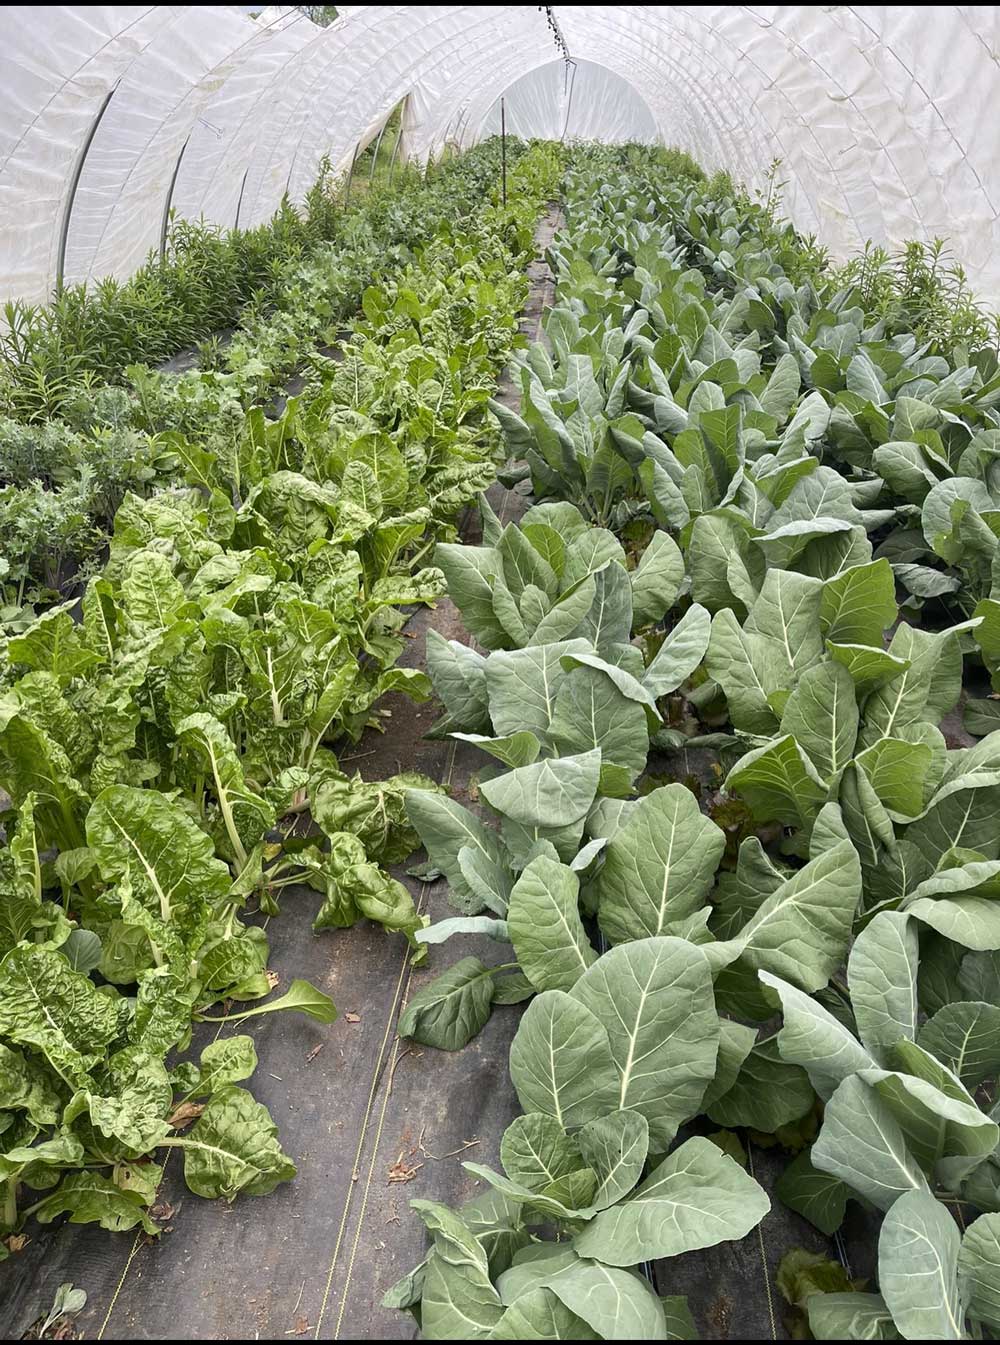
[383,150,1000,1340]
[0,140,564,1247]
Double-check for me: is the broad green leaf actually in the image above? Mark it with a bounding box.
[775,1150,850,1236]
[405,790,508,915]
[571,938,720,1149]
[508,990,619,1130]
[529,576,599,646]
[452,732,541,770]
[545,1260,668,1340]
[861,1067,999,1184]
[812,1075,929,1211]
[399,957,498,1052]
[761,971,875,1100]
[177,1085,296,1199]
[705,607,783,734]
[779,662,859,782]
[491,1286,600,1340]
[436,544,511,649]
[485,639,592,740]
[575,564,633,651]
[480,750,602,829]
[724,735,828,829]
[573,1136,769,1266]
[746,567,825,677]
[462,1161,597,1222]
[413,1200,504,1338]
[714,841,861,995]
[848,912,920,1063]
[576,1111,649,1211]
[918,1001,1000,1085]
[549,667,650,778]
[807,1292,900,1341]
[499,1114,584,1193]
[630,532,684,629]
[597,784,726,943]
[426,630,490,736]
[642,604,711,698]
[827,641,911,696]
[878,1188,963,1340]
[855,737,933,819]
[958,1213,1000,1330]
[701,1019,757,1109]
[507,856,596,992]
[819,559,897,647]
[706,1038,814,1133]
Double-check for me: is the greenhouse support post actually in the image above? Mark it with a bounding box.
[501,96,507,207]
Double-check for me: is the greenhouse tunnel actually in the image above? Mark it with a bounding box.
[3,3,1000,1343]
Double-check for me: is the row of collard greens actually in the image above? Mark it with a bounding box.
[387,150,1000,1340]
[0,143,562,1246]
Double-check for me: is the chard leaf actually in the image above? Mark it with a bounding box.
[177,1085,296,1199]
[31,1170,158,1234]
[0,946,123,1085]
[86,785,231,925]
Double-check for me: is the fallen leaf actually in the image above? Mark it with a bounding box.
[305,1044,324,1064]
[168,1102,205,1129]
[387,1153,422,1184]
[2,1234,28,1253]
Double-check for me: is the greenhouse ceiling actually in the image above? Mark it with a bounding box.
[1,5,999,305]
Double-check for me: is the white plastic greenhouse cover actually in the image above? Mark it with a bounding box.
[2,4,1000,307]
[480,61,659,147]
